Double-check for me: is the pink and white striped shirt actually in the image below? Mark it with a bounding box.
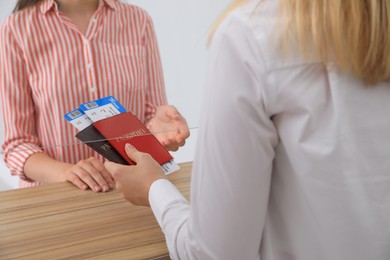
[0,0,167,187]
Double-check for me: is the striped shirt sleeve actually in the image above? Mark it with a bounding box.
[143,13,168,122]
[0,18,45,180]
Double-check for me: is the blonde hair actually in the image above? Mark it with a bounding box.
[212,0,390,85]
[208,0,248,44]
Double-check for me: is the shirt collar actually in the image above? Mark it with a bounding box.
[40,0,56,14]
[40,0,117,14]
[103,0,117,10]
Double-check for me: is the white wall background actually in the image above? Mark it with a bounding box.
[0,0,19,191]
[0,0,229,190]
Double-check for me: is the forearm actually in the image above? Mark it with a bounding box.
[24,153,72,184]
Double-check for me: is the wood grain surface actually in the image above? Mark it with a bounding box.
[0,162,192,260]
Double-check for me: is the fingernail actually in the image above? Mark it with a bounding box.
[94,186,101,192]
[125,143,134,151]
[103,185,108,192]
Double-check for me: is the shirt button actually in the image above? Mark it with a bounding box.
[87,63,93,70]
[90,86,97,93]
[91,18,98,23]
[84,39,88,45]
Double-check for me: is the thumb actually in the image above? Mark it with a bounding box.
[125,143,144,163]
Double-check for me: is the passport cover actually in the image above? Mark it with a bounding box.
[75,124,128,165]
[92,111,173,165]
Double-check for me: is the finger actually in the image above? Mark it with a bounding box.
[172,112,185,121]
[176,139,186,148]
[124,143,150,163]
[178,127,190,140]
[160,136,173,147]
[67,172,88,190]
[89,159,115,190]
[176,134,188,145]
[160,131,185,147]
[165,137,186,151]
[165,145,179,152]
[164,105,179,118]
[81,162,110,192]
[72,166,101,192]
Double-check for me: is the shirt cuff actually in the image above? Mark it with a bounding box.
[149,179,187,227]
[4,143,44,181]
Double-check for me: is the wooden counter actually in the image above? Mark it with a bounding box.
[0,162,192,260]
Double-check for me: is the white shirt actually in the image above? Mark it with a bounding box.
[149,1,390,259]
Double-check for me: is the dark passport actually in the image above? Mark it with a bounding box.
[75,124,128,165]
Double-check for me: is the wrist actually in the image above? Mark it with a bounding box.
[58,163,73,182]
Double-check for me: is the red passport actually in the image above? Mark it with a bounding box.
[92,111,173,165]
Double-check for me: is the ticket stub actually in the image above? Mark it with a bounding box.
[80,96,126,122]
[64,108,93,131]
[162,160,181,175]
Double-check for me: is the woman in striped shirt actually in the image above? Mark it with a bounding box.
[0,0,189,191]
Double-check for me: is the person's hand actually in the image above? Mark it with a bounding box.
[105,144,166,206]
[63,157,114,192]
[147,105,190,151]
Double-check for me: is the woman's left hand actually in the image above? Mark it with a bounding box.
[147,105,190,151]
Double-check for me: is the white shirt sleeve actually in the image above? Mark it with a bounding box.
[149,14,278,260]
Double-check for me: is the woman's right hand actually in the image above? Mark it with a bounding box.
[64,157,114,192]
